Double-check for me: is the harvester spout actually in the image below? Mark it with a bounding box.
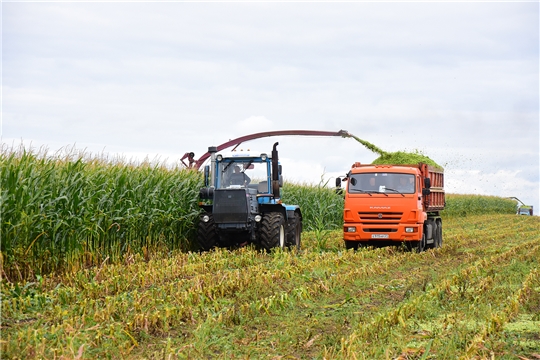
[337,129,352,138]
[183,129,356,170]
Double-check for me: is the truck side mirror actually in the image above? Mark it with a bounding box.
[335,177,343,195]
[279,175,283,187]
[278,164,282,175]
[422,188,431,196]
[424,177,431,189]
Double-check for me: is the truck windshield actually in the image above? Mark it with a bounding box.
[348,173,415,194]
[219,161,269,189]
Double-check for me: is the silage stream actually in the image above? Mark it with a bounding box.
[349,133,443,169]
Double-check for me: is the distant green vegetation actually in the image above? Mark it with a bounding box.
[443,194,518,217]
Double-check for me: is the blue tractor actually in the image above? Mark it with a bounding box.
[197,142,302,251]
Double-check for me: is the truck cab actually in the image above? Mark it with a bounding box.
[338,162,444,252]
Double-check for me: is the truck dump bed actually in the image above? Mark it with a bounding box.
[420,163,445,212]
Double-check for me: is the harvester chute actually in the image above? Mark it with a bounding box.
[181,129,351,170]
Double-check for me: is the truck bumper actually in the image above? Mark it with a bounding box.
[343,223,421,242]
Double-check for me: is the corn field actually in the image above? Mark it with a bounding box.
[1,146,522,280]
[282,180,344,232]
[1,145,202,279]
[442,193,518,217]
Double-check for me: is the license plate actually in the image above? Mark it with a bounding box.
[371,234,389,239]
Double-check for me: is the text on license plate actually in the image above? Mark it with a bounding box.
[371,234,389,239]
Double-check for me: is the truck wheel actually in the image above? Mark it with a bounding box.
[416,233,426,253]
[286,213,302,250]
[435,220,443,248]
[408,233,426,253]
[259,212,286,251]
[425,221,436,249]
[197,214,219,252]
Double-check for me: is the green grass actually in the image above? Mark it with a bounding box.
[1,214,539,359]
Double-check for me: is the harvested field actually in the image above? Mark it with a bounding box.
[2,214,539,359]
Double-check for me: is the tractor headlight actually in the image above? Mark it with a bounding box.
[216,154,223,161]
[254,215,262,222]
[260,153,267,161]
[202,215,210,223]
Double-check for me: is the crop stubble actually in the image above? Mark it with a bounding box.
[2,214,538,359]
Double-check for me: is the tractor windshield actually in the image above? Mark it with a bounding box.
[348,173,415,194]
[218,160,270,189]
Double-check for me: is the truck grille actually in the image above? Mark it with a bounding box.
[358,212,403,224]
[364,228,398,233]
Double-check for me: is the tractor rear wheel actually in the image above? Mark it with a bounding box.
[259,212,285,251]
[286,213,302,250]
[197,214,219,252]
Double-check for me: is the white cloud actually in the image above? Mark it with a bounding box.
[2,1,538,212]
[235,116,274,133]
[446,169,538,208]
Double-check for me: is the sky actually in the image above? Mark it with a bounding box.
[2,1,539,212]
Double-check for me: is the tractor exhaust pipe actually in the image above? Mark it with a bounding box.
[208,146,217,187]
[271,142,280,198]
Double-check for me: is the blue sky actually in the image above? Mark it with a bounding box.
[2,1,539,211]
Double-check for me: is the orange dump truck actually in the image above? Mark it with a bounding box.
[336,162,445,252]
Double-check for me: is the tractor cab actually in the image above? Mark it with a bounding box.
[215,151,272,193]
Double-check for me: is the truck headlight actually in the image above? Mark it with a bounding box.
[254,215,262,222]
[202,215,210,223]
[346,227,356,233]
[405,227,414,233]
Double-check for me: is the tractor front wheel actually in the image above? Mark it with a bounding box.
[197,214,219,252]
[259,212,286,251]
